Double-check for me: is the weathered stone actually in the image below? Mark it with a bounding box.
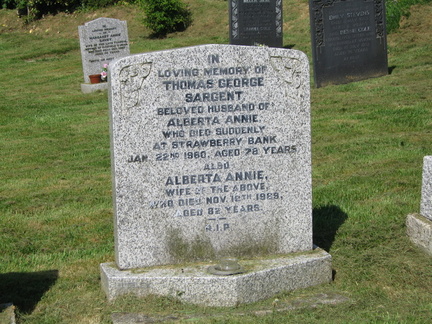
[101,248,332,306]
[406,214,432,256]
[103,44,332,306]
[108,44,312,270]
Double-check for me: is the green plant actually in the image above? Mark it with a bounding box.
[3,0,125,21]
[81,0,122,10]
[137,0,192,38]
[1,0,16,9]
[386,0,432,33]
[13,0,82,21]
[101,63,108,82]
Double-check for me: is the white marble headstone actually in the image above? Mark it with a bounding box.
[420,156,432,221]
[109,44,312,270]
[79,17,130,83]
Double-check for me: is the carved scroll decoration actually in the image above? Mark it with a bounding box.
[231,1,239,39]
[270,55,305,105]
[275,0,283,38]
[119,63,152,110]
[374,0,385,41]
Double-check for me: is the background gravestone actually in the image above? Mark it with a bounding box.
[78,17,130,84]
[406,156,432,256]
[309,0,388,87]
[230,0,283,47]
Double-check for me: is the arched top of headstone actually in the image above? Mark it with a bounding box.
[82,17,126,26]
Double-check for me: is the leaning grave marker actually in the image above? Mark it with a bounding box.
[309,0,388,87]
[101,44,332,306]
[78,17,130,93]
[230,0,283,47]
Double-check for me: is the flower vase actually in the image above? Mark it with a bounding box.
[89,74,101,84]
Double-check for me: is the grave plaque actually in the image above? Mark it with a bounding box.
[309,0,388,87]
[420,156,432,221]
[230,0,283,47]
[109,44,312,270]
[79,18,130,84]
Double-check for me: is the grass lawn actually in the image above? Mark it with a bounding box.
[1,1,431,323]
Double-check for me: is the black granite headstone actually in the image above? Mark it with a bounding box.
[309,0,388,87]
[230,0,283,47]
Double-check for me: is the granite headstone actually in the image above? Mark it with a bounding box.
[108,44,312,269]
[78,17,130,84]
[101,44,332,305]
[309,0,388,87]
[230,0,283,47]
[406,156,432,256]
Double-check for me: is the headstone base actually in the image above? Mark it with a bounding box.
[100,248,332,307]
[406,213,432,256]
[81,83,108,94]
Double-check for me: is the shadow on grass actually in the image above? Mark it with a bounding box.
[0,270,58,314]
[313,205,347,252]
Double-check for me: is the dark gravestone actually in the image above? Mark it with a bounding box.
[230,0,283,47]
[309,0,388,87]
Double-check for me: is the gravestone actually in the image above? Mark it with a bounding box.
[100,44,332,306]
[309,0,388,87]
[230,0,283,47]
[407,156,432,256]
[78,17,130,93]
[420,156,432,221]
